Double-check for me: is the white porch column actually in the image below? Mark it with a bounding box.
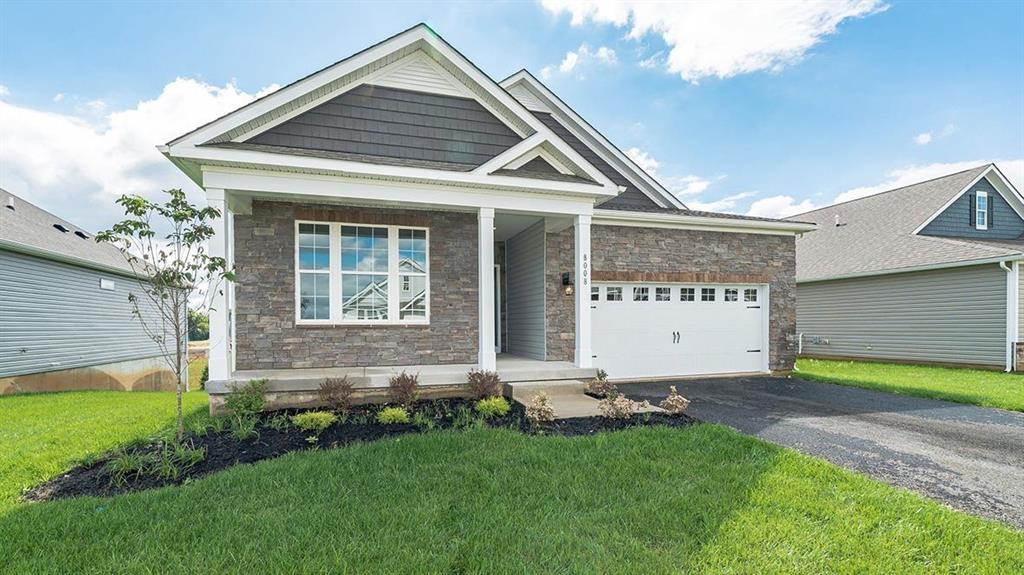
[478,207,497,371]
[206,188,232,383]
[574,214,593,368]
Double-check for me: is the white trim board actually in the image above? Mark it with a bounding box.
[593,208,816,236]
[797,255,1024,284]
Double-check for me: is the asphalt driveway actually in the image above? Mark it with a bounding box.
[624,376,1024,528]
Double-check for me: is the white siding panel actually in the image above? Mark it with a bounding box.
[0,250,174,377]
[507,84,550,113]
[369,55,469,98]
[797,263,1006,367]
[504,222,545,360]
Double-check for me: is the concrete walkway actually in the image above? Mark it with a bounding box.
[623,376,1024,529]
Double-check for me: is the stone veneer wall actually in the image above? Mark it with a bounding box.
[545,225,797,373]
[233,201,478,370]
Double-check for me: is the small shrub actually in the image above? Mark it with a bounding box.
[388,371,419,406]
[319,376,354,412]
[209,416,227,433]
[598,393,651,420]
[412,411,435,430]
[224,379,268,420]
[467,369,502,399]
[475,396,510,419]
[150,449,181,481]
[199,364,209,389]
[104,450,149,487]
[230,417,259,440]
[525,392,556,426]
[584,368,616,398]
[377,406,410,424]
[169,440,206,470]
[659,386,690,415]
[453,405,478,429]
[290,411,337,435]
[266,413,292,431]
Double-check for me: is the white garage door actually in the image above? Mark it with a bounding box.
[591,283,767,380]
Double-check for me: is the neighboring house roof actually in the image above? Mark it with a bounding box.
[787,165,1024,282]
[0,189,135,275]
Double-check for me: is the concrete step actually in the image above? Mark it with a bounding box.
[506,379,589,401]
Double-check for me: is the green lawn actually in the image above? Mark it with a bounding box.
[796,358,1024,412]
[188,356,208,391]
[0,390,1021,573]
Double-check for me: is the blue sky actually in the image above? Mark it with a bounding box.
[1,0,1022,228]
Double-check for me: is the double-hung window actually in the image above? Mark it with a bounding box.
[976,191,988,230]
[296,221,429,324]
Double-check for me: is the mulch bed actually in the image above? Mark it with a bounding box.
[23,399,696,504]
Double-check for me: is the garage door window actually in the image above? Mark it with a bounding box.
[591,286,600,301]
[633,287,649,301]
[724,288,738,302]
[606,287,623,301]
[680,287,695,302]
[655,287,671,301]
[701,288,715,301]
[744,288,758,302]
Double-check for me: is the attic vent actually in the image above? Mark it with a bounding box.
[74,231,89,239]
[4,197,13,210]
[53,224,70,233]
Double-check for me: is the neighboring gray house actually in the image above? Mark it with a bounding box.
[158,24,815,411]
[0,191,183,393]
[789,164,1024,370]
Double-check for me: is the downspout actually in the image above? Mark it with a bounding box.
[1000,260,1017,372]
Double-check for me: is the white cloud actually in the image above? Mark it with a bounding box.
[638,52,663,69]
[542,42,618,79]
[662,174,713,197]
[540,0,887,82]
[0,85,9,97]
[0,77,279,233]
[914,123,956,146]
[914,132,932,145]
[83,99,107,114]
[690,191,756,213]
[625,147,659,175]
[53,93,65,102]
[747,195,819,218]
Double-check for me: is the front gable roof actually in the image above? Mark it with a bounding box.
[788,164,1024,281]
[163,24,617,198]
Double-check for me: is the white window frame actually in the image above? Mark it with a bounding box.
[976,191,988,230]
[294,220,430,326]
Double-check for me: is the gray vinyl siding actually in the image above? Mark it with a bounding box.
[0,250,172,378]
[797,263,1007,367]
[920,176,1024,240]
[505,221,546,360]
[248,85,521,169]
[530,112,660,211]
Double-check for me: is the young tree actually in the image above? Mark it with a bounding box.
[97,189,233,441]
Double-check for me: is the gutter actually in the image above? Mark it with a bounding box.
[0,238,141,280]
[1001,260,1018,372]
[798,254,1024,284]
[593,208,818,235]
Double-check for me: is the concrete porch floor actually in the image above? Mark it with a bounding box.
[209,355,597,394]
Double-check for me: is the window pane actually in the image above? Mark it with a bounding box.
[701,288,715,302]
[607,287,622,301]
[342,274,389,320]
[298,224,329,271]
[591,286,600,301]
[655,287,671,301]
[680,288,695,302]
[399,229,427,273]
[399,275,427,320]
[342,226,388,272]
[724,288,738,302]
[299,272,330,320]
[633,287,649,301]
[744,288,758,302]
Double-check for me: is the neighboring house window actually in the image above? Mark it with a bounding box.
[976,191,988,230]
[591,286,600,301]
[607,287,623,301]
[295,221,429,324]
[680,287,695,302]
[744,288,758,302]
[655,287,671,301]
[701,288,715,302]
[724,288,738,302]
[633,287,649,301]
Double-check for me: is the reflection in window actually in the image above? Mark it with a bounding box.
[724,288,738,302]
[298,223,330,319]
[701,288,715,302]
[607,287,623,301]
[680,287,695,302]
[744,288,758,302]
[633,287,649,301]
[655,287,671,301]
[591,286,600,301]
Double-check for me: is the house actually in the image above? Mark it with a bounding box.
[0,190,185,393]
[788,164,1024,370]
[159,24,815,410]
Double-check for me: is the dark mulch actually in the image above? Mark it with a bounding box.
[23,399,696,503]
